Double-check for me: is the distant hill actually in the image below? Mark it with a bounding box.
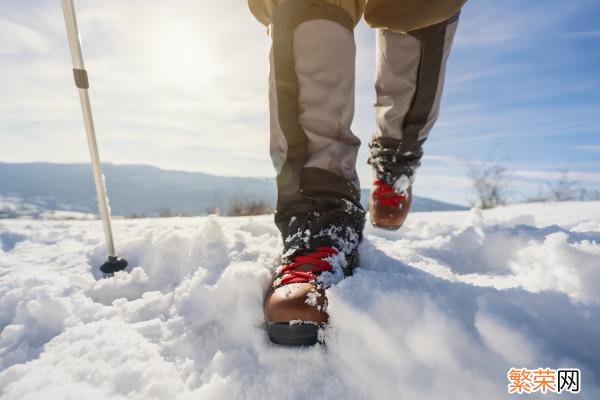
[0,162,467,218]
[359,189,466,213]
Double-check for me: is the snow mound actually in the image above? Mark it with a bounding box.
[1,202,599,399]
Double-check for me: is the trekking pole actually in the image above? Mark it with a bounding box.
[61,0,127,274]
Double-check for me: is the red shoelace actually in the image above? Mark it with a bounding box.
[278,247,337,286]
[373,179,406,208]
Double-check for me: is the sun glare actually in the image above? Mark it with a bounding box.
[153,21,215,84]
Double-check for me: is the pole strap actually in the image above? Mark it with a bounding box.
[72,68,89,89]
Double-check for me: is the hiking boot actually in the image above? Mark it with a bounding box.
[369,180,412,230]
[265,247,349,346]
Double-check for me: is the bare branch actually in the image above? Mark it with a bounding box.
[466,160,510,209]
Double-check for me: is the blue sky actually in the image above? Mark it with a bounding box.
[1,0,599,205]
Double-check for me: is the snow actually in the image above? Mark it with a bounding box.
[393,174,412,196]
[1,202,599,399]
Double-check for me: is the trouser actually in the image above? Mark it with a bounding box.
[249,0,465,32]
[251,0,462,260]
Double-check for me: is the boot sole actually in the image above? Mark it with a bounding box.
[267,322,322,346]
[371,222,403,231]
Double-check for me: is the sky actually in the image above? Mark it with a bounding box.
[1,0,599,205]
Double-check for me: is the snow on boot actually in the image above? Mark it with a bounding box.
[265,246,359,345]
[264,247,336,346]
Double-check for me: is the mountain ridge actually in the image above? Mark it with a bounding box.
[0,162,467,217]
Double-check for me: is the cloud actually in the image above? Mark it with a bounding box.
[0,0,272,175]
[513,169,600,184]
[422,154,463,164]
[551,30,600,38]
[453,0,590,49]
[445,66,513,87]
[2,0,600,206]
[575,145,600,153]
[0,18,48,55]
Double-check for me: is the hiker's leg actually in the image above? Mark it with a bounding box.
[363,1,463,229]
[367,16,460,187]
[266,0,366,258]
[258,0,366,346]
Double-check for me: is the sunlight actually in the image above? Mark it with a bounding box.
[153,20,216,84]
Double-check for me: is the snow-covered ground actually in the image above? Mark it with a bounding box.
[1,202,599,399]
